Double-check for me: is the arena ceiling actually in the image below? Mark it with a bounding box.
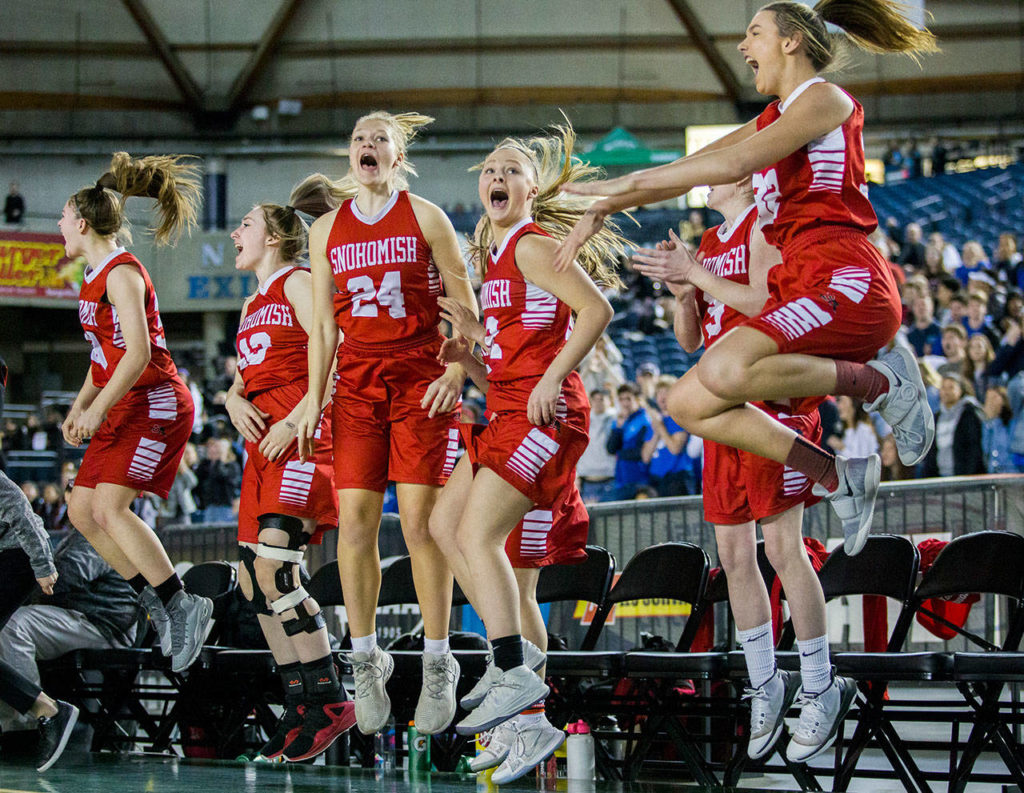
[1,0,1022,149]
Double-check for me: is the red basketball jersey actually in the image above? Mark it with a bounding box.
[325,190,442,345]
[236,266,311,398]
[481,218,572,385]
[753,77,877,254]
[695,204,759,349]
[77,248,177,390]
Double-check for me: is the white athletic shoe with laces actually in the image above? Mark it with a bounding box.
[785,674,857,763]
[813,454,880,556]
[744,669,801,760]
[455,665,549,735]
[491,715,565,784]
[469,719,517,772]
[351,646,394,735]
[866,344,935,466]
[461,638,546,710]
[415,651,460,734]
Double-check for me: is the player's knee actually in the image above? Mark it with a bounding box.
[698,348,749,401]
[666,383,700,430]
[336,518,377,549]
[763,532,802,576]
[253,554,282,599]
[67,496,93,533]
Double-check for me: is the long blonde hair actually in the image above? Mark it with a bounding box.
[289,111,434,215]
[761,0,938,71]
[71,152,201,246]
[471,122,628,290]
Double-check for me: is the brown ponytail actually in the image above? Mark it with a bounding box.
[70,152,201,246]
[762,0,938,72]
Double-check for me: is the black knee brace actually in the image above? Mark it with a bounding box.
[258,513,311,549]
[254,523,323,637]
[238,545,273,616]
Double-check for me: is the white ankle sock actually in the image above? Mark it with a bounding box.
[797,634,831,695]
[424,637,450,655]
[738,619,776,689]
[351,632,377,655]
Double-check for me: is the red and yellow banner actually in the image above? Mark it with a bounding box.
[0,232,81,300]
[574,573,692,625]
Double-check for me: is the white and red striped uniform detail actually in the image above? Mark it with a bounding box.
[442,428,459,478]
[828,266,871,304]
[761,297,834,341]
[782,467,809,497]
[147,383,178,421]
[127,437,168,483]
[481,217,573,382]
[325,190,441,346]
[278,460,315,509]
[77,247,177,390]
[695,204,759,348]
[517,508,555,558]
[236,266,311,398]
[506,428,560,485]
[752,77,878,251]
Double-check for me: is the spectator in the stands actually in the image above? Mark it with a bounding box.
[906,140,924,179]
[2,418,29,451]
[635,361,660,407]
[954,241,992,288]
[880,434,915,481]
[990,317,1024,380]
[963,333,997,401]
[928,231,961,273]
[579,334,625,395]
[947,292,969,326]
[22,414,48,451]
[827,395,879,458]
[606,383,651,501]
[1008,371,1024,470]
[931,274,958,325]
[0,523,137,732]
[898,222,927,271]
[883,141,905,182]
[907,293,943,357]
[994,233,1022,284]
[37,484,65,533]
[19,482,43,515]
[922,374,985,478]
[577,388,618,504]
[930,139,948,175]
[938,323,969,378]
[193,437,241,523]
[963,291,1000,348]
[981,385,1016,474]
[642,375,692,497]
[159,443,198,526]
[3,182,24,225]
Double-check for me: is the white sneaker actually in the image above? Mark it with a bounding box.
[785,674,857,763]
[455,665,549,735]
[138,586,171,656]
[351,646,394,735]
[415,651,460,734]
[866,345,935,466]
[166,590,214,673]
[813,455,880,556]
[491,715,565,784]
[461,639,546,710]
[744,669,800,760]
[468,719,517,772]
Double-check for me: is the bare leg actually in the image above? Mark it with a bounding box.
[66,487,138,580]
[427,455,477,605]
[395,482,452,641]
[761,505,826,639]
[714,521,772,631]
[335,489,385,639]
[514,567,546,677]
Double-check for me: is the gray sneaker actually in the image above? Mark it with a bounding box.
[786,674,857,763]
[138,586,171,656]
[813,455,880,557]
[461,639,546,710]
[414,651,460,734]
[351,646,394,735]
[866,345,934,466]
[455,665,549,736]
[744,669,800,760]
[491,715,565,784]
[166,590,214,673]
[469,719,517,772]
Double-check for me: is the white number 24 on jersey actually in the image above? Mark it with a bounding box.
[349,271,408,319]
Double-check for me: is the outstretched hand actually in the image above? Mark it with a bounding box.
[632,229,700,288]
[561,174,635,198]
[438,297,484,346]
[553,207,606,272]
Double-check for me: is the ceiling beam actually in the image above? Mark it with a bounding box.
[663,0,743,105]
[226,0,304,114]
[296,85,725,110]
[842,71,1024,96]
[120,0,204,116]
[0,91,185,111]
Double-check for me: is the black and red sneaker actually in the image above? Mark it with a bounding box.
[259,702,305,760]
[283,699,356,762]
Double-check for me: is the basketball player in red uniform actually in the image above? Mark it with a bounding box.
[296,112,479,736]
[58,153,213,674]
[224,201,355,762]
[558,0,937,761]
[636,179,842,761]
[426,123,628,781]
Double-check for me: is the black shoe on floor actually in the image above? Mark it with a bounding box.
[36,700,79,772]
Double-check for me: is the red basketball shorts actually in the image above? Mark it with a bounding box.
[237,384,338,545]
[702,407,822,525]
[331,335,459,492]
[504,482,590,568]
[76,376,193,500]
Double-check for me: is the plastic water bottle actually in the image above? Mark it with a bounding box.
[566,721,595,781]
[374,717,396,771]
[407,720,431,773]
